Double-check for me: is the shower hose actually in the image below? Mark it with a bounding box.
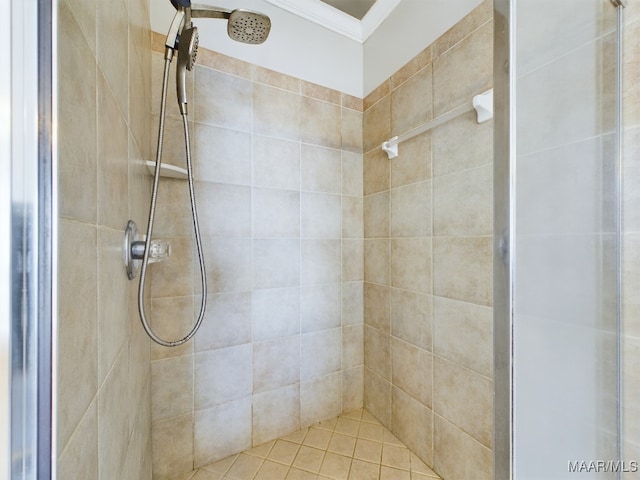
[137,49,207,347]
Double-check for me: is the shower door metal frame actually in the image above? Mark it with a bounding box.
[4,0,57,478]
[493,0,514,478]
[493,1,625,479]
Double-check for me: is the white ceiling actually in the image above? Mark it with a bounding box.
[150,0,484,97]
[262,0,402,42]
[320,0,377,20]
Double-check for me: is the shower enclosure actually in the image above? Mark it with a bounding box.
[5,0,639,478]
[495,0,637,478]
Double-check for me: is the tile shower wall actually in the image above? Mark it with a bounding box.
[362,1,494,479]
[57,0,154,479]
[149,36,364,480]
[623,0,640,474]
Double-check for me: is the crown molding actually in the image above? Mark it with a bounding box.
[264,0,401,42]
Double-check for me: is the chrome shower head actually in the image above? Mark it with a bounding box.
[177,25,199,112]
[227,9,271,44]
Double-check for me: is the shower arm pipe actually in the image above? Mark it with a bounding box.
[189,5,232,18]
[381,88,494,159]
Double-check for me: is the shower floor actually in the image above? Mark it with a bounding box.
[171,408,442,480]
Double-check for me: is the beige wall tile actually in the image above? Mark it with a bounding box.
[301,193,342,239]
[63,0,96,53]
[433,297,493,378]
[623,19,639,128]
[343,324,364,369]
[252,135,301,190]
[342,281,364,326]
[254,66,299,92]
[433,0,493,58]
[364,325,391,380]
[97,227,130,382]
[301,328,342,380]
[365,192,390,238]
[98,350,132,479]
[253,239,300,289]
[364,368,392,429]
[194,292,252,352]
[153,413,194,480]
[433,164,493,236]
[342,151,364,196]
[390,47,432,91]
[364,95,391,154]
[364,282,390,332]
[343,366,365,413]
[151,354,193,421]
[390,181,432,238]
[364,148,390,196]
[57,400,98,480]
[391,338,432,408]
[432,111,493,178]
[97,72,129,229]
[253,336,300,393]
[150,237,195,298]
[301,239,342,285]
[193,124,252,186]
[58,220,98,449]
[390,288,432,351]
[342,239,364,282]
[364,239,390,285]
[343,196,364,239]
[623,127,640,234]
[58,2,97,223]
[432,21,493,117]
[390,132,432,188]
[253,83,302,141]
[197,183,251,237]
[391,238,432,294]
[253,384,301,445]
[433,358,493,448]
[194,399,252,467]
[391,66,433,138]
[301,97,342,149]
[195,345,252,408]
[152,177,194,237]
[391,388,433,467]
[252,287,300,341]
[150,296,195,360]
[301,373,342,427]
[128,38,152,161]
[342,108,364,154]
[97,0,129,115]
[302,145,342,194]
[253,188,300,238]
[205,237,252,293]
[433,416,493,480]
[433,236,493,306]
[195,67,252,132]
[301,284,342,333]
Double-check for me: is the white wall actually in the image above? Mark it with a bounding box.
[151,0,364,97]
[363,0,483,95]
[150,0,483,101]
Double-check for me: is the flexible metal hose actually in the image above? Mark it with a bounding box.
[137,50,207,347]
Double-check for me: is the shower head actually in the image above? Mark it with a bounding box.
[176,25,199,113]
[227,9,271,44]
[187,5,272,44]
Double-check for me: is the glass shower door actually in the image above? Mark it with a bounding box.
[496,0,625,478]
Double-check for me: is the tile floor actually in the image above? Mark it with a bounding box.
[171,408,442,480]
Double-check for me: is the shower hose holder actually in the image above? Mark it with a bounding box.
[124,220,172,280]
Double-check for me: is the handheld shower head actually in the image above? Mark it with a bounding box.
[227,9,271,44]
[176,25,199,113]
